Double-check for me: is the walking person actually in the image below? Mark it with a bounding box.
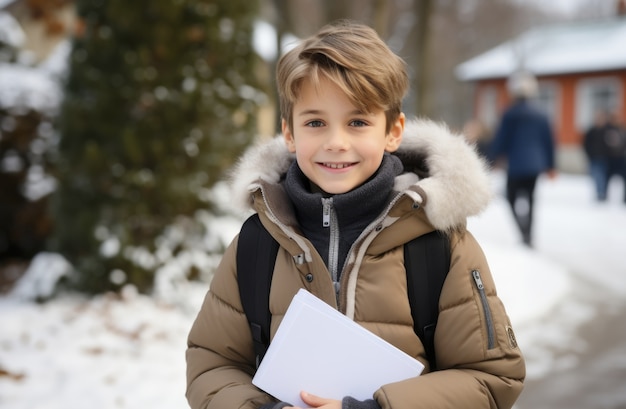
[489,71,557,247]
[463,118,493,165]
[583,111,611,201]
[603,113,626,203]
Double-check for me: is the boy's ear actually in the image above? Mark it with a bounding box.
[385,113,405,152]
[282,119,296,153]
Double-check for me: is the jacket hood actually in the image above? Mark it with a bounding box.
[228,118,492,231]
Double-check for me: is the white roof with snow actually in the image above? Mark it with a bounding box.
[456,16,626,81]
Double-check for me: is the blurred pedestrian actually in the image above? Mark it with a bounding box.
[489,71,556,247]
[583,111,611,201]
[602,112,626,203]
[463,118,493,165]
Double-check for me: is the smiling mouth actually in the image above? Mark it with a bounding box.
[320,162,356,169]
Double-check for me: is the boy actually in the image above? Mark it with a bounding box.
[186,21,525,409]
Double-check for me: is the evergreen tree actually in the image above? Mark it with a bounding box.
[0,12,59,272]
[51,0,262,294]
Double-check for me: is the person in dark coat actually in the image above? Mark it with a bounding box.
[602,113,626,203]
[489,71,556,247]
[583,111,611,201]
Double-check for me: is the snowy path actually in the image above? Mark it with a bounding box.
[469,173,626,408]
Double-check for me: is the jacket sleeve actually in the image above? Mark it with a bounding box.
[186,237,275,409]
[374,230,525,409]
[543,118,556,170]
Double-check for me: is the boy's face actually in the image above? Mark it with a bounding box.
[283,77,404,195]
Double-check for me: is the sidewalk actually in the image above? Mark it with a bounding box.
[515,272,626,409]
[466,173,626,408]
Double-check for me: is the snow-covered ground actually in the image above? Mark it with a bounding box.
[1,170,625,409]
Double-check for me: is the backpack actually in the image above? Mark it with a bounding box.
[236,213,450,371]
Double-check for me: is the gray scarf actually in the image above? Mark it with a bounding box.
[284,153,403,279]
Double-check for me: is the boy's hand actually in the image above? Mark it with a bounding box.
[289,391,341,409]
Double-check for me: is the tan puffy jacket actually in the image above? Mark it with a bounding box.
[186,119,525,409]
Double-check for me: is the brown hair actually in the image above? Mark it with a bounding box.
[276,20,409,133]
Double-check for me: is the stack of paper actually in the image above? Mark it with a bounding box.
[252,289,424,407]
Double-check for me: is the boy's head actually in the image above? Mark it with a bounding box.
[277,21,408,195]
[507,70,538,100]
[276,20,409,133]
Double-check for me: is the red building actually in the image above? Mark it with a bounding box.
[456,14,626,172]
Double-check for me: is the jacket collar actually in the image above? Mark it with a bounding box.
[283,154,402,231]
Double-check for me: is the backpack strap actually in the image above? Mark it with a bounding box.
[404,230,451,371]
[236,213,279,368]
[237,215,451,372]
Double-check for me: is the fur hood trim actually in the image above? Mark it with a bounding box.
[228,118,492,231]
[393,119,492,230]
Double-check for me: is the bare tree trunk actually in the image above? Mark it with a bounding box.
[324,0,351,23]
[372,0,390,38]
[412,0,433,117]
[272,0,290,132]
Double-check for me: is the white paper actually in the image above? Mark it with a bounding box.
[252,289,424,407]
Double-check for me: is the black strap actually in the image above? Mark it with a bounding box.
[237,215,450,371]
[236,214,279,368]
[404,230,450,371]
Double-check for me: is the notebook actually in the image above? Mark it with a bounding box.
[252,289,424,406]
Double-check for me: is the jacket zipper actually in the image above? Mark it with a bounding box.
[472,269,495,349]
[322,198,340,295]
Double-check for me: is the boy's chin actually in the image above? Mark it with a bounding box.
[313,182,361,195]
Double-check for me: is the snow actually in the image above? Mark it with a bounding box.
[520,0,614,16]
[0,39,68,112]
[253,19,301,62]
[0,0,15,9]
[0,63,62,112]
[1,170,625,408]
[0,11,24,48]
[9,253,72,300]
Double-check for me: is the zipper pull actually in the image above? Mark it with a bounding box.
[322,198,331,227]
[472,270,484,289]
[471,269,496,349]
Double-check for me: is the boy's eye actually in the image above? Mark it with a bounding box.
[305,120,324,128]
[350,119,368,127]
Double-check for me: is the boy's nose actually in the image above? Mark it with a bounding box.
[324,128,350,151]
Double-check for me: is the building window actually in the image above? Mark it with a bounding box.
[576,77,622,131]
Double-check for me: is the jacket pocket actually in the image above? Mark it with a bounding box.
[472,269,495,349]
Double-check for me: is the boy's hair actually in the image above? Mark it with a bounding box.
[276,20,409,133]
